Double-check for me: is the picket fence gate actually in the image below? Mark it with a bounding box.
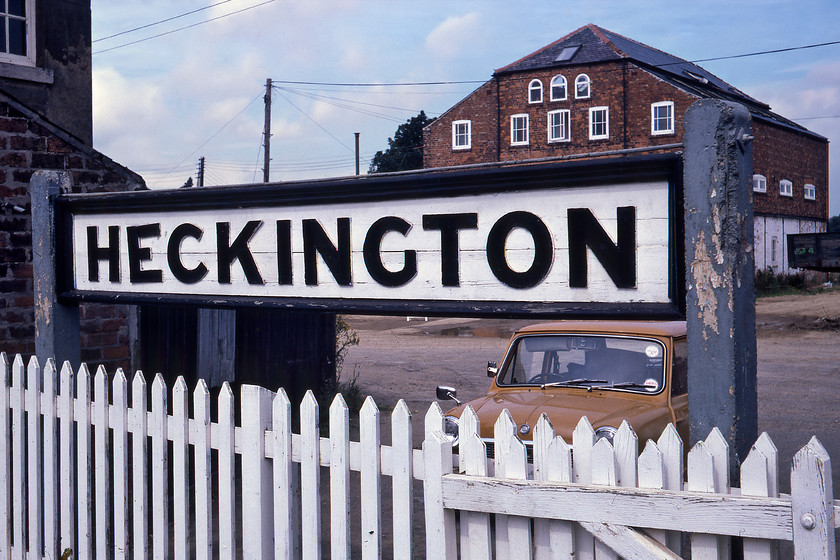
[0,353,837,559]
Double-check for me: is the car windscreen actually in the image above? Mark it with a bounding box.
[497,334,666,393]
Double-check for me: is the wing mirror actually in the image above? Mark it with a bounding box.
[487,361,499,377]
[436,385,460,405]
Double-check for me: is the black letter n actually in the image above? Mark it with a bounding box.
[568,206,636,289]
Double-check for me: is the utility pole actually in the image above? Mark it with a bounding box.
[197,156,205,187]
[355,132,360,175]
[263,77,272,183]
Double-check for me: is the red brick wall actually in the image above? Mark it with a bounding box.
[424,81,499,168]
[0,101,143,371]
[752,120,828,221]
[425,61,697,167]
[423,61,828,227]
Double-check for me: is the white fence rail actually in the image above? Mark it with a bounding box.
[1,353,837,559]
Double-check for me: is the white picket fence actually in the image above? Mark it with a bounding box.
[1,353,838,559]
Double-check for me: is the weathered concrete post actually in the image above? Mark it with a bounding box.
[683,99,757,478]
[31,170,80,367]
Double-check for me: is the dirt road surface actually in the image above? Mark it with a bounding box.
[340,290,840,554]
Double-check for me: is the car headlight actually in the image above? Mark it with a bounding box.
[594,425,617,444]
[443,415,460,447]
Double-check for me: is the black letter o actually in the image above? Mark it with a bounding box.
[486,212,553,289]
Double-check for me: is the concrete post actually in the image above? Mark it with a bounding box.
[683,99,757,478]
[30,171,80,367]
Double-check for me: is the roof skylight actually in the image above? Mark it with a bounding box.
[555,45,581,62]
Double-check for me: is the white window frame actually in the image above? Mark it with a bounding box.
[753,174,767,193]
[547,109,570,143]
[589,106,609,140]
[510,113,529,146]
[804,183,816,200]
[550,75,567,101]
[651,101,674,135]
[780,179,793,197]
[770,236,779,264]
[0,0,35,66]
[575,74,591,99]
[452,120,471,150]
[528,79,543,104]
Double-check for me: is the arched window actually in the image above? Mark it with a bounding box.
[550,75,567,101]
[780,179,792,197]
[528,79,543,103]
[575,74,591,99]
[752,174,767,193]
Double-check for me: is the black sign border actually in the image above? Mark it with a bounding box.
[55,154,685,319]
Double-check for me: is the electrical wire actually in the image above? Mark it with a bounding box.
[93,0,233,43]
[273,90,354,153]
[148,91,263,188]
[93,0,278,55]
[685,40,840,65]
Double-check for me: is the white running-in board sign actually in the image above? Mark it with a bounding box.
[60,160,681,316]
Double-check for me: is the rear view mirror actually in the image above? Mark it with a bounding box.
[487,361,498,377]
[436,385,459,404]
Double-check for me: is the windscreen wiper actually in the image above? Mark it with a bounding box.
[606,381,649,389]
[541,378,608,389]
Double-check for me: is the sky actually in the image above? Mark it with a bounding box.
[91,0,840,216]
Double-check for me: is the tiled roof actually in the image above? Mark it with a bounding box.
[493,24,823,139]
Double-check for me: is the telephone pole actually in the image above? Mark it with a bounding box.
[263,77,272,183]
[197,156,205,187]
[355,132,360,175]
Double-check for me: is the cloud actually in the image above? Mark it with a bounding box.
[92,66,167,156]
[425,12,482,59]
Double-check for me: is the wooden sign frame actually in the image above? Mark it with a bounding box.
[55,154,684,319]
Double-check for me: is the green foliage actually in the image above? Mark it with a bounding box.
[828,215,840,232]
[369,111,435,173]
[335,315,359,376]
[328,315,365,415]
[755,268,810,296]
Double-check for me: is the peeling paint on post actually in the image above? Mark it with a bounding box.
[31,171,80,367]
[683,99,757,478]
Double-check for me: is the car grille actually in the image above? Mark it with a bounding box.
[482,438,534,463]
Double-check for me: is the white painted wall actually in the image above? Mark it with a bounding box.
[754,215,826,274]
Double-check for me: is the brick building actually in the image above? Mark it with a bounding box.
[424,24,829,274]
[0,0,145,371]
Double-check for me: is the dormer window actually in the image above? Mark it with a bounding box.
[550,75,567,101]
[804,183,816,200]
[528,79,543,103]
[780,179,793,197]
[0,0,34,65]
[575,74,591,99]
[753,174,767,193]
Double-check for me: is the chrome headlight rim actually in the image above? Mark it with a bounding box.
[594,425,618,444]
[442,415,460,447]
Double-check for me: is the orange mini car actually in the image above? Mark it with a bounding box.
[436,320,688,451]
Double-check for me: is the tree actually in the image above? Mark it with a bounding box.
[369,111,434,173]
[829,214,840,232]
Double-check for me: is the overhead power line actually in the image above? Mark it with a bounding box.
[270,79,486,87]
[686,39,840,65]
[93,0,233,43]
[93,0,278,55]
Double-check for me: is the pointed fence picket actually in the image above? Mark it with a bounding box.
[0,353,837,559]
